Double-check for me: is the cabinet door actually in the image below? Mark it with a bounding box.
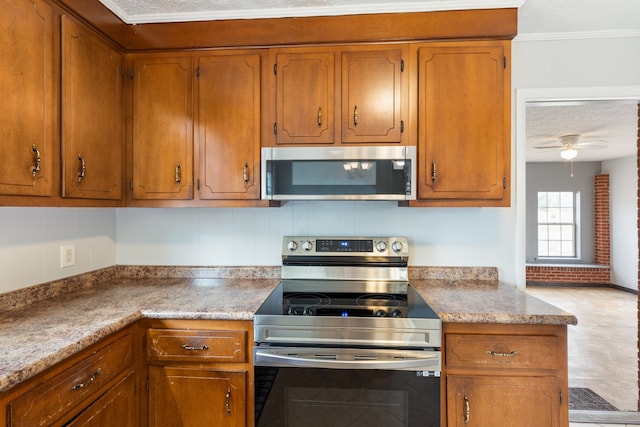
[416,42,508,201]
[447,376,563,427]
[198,52,262,200]
[61,17,123,200]
[65,371,137,427]
[132,56,194,200]
[0,0,53,196]
[341,48,405,143]
[148,367,246,427]
[274,50,335,144]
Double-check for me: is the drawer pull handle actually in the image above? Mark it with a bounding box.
[225,387,232,415]
[181,344,209,351]
[464,395,470,424]
[71,368,102,390]
[486,350,518,357]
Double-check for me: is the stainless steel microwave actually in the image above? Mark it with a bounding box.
[261,146,416,201]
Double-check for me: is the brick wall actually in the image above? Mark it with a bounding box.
[526,264,611,284]
[594,174,611,265]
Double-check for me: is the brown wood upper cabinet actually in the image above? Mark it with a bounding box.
[341,47,406,143]
[130,55,194,201]
[270,45,407,146]
[197,51,264,200]
[0,0,54,197]
[61,16,124,200]
[412,41,511,207]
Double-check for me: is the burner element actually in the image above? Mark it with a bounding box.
[283,292,408,317]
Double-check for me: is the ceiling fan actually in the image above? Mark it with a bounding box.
[533,134,607,160]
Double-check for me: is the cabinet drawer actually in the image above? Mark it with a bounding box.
[8,330,135,427]
[146,328,247,363]
[446,334,559,370]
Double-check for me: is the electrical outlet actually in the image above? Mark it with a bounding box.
[60,244,75,268]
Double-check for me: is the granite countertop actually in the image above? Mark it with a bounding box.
[0,268,576,394]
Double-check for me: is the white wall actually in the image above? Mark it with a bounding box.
[525,162,601,264]
[3,34,640,295]
[602,156,638,290]
[0,208,116,294]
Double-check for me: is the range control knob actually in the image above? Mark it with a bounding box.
[391,310,403,318]
[375,241,388,252]
[301,241,313,252]
[287,240,298,251]
[375,310,387,317]
[391,241,404,253]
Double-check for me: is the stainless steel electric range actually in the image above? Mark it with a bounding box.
[253,236,442,427]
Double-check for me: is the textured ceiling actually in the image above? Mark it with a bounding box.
[98,0,525,23]
[526,101,638,163]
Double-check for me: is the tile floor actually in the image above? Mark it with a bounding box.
[526,286,639,426]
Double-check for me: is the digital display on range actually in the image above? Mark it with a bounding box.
[316,239,373,252]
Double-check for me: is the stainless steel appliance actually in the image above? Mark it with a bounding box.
[254,236,441,427]
[261,146,416,201]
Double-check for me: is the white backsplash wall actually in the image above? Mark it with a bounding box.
[0,208,116,294]
[116,202,518,282]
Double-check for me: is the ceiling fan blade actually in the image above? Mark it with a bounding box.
[533,145,563,150]
[574,142,607,149]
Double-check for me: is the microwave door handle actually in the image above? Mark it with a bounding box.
[255,349,440,371]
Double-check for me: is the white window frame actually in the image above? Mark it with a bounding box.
[536,191,579,259]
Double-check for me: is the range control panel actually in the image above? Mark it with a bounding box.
[282,236,409,257]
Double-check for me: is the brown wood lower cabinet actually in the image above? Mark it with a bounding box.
[66,371,138,427]
[143,319,253,427]
[443,323,569,427]
[148,367,246,426]
[0,326,139,427]
[447,375,563,427]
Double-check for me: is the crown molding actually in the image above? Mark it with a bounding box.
[515,29,640,42]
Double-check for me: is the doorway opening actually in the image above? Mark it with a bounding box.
[516,87,640,423]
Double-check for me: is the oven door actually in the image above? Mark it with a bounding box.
[254,347,440,427]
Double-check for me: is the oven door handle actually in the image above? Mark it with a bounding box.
[254,347,441,371]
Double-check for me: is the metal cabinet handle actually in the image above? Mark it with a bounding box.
[31,145,41,176]
[181,344,209,351]
[317,106,322,128]
[77,154,86,182]
[71,368,102,391]
[225,387,231,415]
[464,395,470,424]
[243,162,249,183]
[486,350,518,357]
[431,161,437,182]
[175,164,181,184]
[353,105,359,126]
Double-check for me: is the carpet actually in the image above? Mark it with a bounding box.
[569,387,618,411]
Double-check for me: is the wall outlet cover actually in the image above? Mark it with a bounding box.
[60,244,75,268]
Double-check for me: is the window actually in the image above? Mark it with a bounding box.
[537,191,577,257]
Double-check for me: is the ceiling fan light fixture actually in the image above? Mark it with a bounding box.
[560,148,578,160]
